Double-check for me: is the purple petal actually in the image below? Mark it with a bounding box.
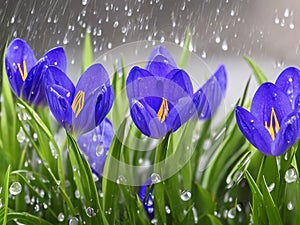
[236,106,273,155]
[77,118,114,177]
[44,66,75,104]
[145,46,177,77]
[275,67,300,109]
[45,84,73,131]
[72,64,113,135]
[5,38,37,96]
[43,47,67,73]
[250,82,292,125]
[273,111,300,156]
[193,65,227,119]
[127,67,193,107]
[22,60,48,106]
[165,69,194,96]
[130,98,168,138]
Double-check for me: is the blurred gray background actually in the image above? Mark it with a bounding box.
[1,0,300,110]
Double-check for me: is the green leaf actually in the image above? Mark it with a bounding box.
[7,212,54,225]
[178,27,191,68]
[82,32,93,72]
[193,183,215,215]
[261,176,283,225]
[198,214,223,225]
[67,134,108,224]
[244,56,268,84]
[0,41,19,170]
[1,165,10,225]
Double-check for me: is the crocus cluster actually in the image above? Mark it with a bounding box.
[236,67,300,156]
[126,46,227,139]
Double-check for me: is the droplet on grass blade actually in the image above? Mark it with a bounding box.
[228,207,236,219]
[287,201,294,210]
[86,207,96,217]
[180,190,191,201]
[17,127,26,143]
[69,217,79,225]
[9,182,22,195]
[151,173,161,184]
[285,167,298,183]
[57,212,65,222]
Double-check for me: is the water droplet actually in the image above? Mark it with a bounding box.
[274,16,280,24]
[69,217,79,225]
[58,212,65,222]
[287,201,294,210]
[9,182,22,195]
[116,175,127,184]
[95,144,104,156]
[180,190,192,201]
[127,9,132,16]
[151,173,161,184]
[289,23,295,29]
[228,207,236,219]
[284,8,289,18]
[82,0,88,6]
[201,50,207,58]
[222,40,228,51]
[10,16,15,24]
[0,198,2,208]
[215,36,221,43]
[230,10,235,16]
[86,207,96,217]
[151,218,158,224]
[17,127,26,143]
[113,21,119,28]
[108,42,112,49]
[165,205,171,214]
[75,189,80,199]
[34,204,40,212]
[267,183,275,192]
[285,167,298,183]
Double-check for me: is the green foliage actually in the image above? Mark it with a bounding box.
[0,35,299,225]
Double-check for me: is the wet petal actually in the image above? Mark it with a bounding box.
[250,82,292,125]
[44,66,75,101]
[273,111,300,156]
[127,67,192,107]
[5,38,37,96]
[193,65,227,119]
[73,64,113,135]
[236,106,273,155]
[130,98,168,138]
[45,84,73,130]
[43,47,67,73]
[275,67,300,109]
[165,69,194,96]
[145,46,177,77]
[77,118,114,177]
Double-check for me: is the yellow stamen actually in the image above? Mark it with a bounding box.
[17,60,28,81]
[264,107,280,141]
[157,97,169,123]
[72,91,85,117]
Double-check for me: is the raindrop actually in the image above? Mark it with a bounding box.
[151,218,158,224]
[165,205,171,214]
[201,50,207,58]
[151,173,161,184]
[10,16,15,24]
[267,183,275,192]
[113,21,119,28]
[86,207,96,217]
[228,207,236,219]
[121,26,127,33]
[192,207,198,223]
[285,167,298,183]
[82,0,88,6]
[34,204,40,212]
[69,217,79,225]
[222,40,228,51]
[230,10,235,16]
[17,127,26,143]
[274,15,279,24]
[116,175,127,184]
[287,201,294,210]
[96,144,104,156]
[215,36,221,43]
[0,198,2,208]
[9,182,22,195]
[180,190,192,201]
[58,212,65,222]
[74,189,80,199]
[108,42,112,49]
[289,23,295,29]
[127,9,132,16]
[284,8,289,18]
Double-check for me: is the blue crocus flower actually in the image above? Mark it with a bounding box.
[77,118,114,177]
[236,67,300,156]
[44,63,114,135]
[138,178,154,219]
[5,38,66,106]
[126,46,227,139]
